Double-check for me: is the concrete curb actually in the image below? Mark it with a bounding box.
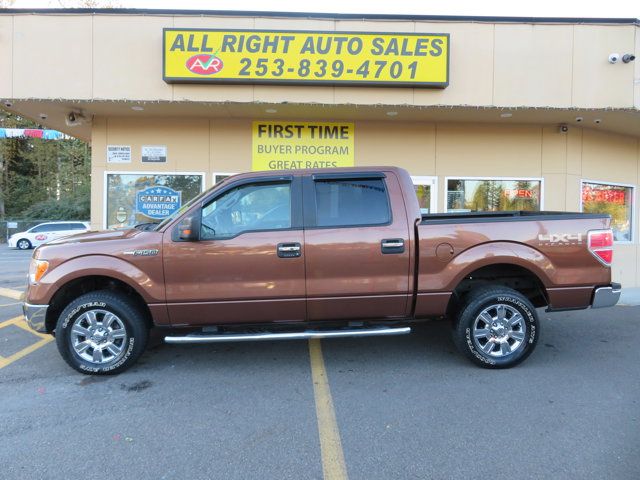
[618,287,640,307]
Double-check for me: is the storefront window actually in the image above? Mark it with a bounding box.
[412,176,437,214]
[106,173,204,228]
[581,181,634,242]
[214,173,237,185]
[447,178,542,213]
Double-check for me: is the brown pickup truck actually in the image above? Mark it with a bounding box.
[23,167,620,374]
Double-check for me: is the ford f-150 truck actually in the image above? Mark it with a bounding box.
[23,167,620,374]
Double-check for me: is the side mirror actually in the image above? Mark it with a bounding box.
[178,216,199,241]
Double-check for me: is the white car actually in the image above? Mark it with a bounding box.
[8,221,90,250]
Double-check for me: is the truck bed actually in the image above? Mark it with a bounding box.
[414,211,612,317]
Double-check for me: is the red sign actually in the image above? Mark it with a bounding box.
[186,54,224,75]
[582,186,626,204]
[503,189,534,199]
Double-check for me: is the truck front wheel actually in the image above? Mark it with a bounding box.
[452,287,539,368]
[55,291,149,375]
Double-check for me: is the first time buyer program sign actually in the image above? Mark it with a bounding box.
[163,29,449,87]
[252,122,354,171]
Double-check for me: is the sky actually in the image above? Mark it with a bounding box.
[4,0,640,19]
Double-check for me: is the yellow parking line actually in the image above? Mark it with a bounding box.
[309,339,348,480]
[0,316,54,369]
[12,317,52,339]
[0,316,24,329]
[0,287,24,301]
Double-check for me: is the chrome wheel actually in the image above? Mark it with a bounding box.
[17,239,30,250]
[472,303,527,358]
[70,309,128,365]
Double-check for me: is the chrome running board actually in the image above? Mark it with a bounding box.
[165,326,411,344]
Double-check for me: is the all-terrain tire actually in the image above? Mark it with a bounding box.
[55,290,149,375]
[452,286,539,369]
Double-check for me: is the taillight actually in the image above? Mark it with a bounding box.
[588,229,614,266]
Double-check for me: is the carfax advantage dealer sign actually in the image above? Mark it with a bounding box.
[163,29,449,87]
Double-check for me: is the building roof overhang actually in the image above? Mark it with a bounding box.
[0,8,638,25]
[2,100,639,143]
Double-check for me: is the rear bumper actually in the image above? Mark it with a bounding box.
[23,302,49,333]
[591,283,621,309]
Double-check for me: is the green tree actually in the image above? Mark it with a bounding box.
[0,112,91,221]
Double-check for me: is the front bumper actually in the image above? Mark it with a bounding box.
[8,237,16,248]
[591,283,622,309]
[23,302,49,333]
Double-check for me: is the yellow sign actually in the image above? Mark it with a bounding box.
[252,122,354,171]
[163,29,449,87]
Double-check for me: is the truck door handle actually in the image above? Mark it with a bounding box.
[277,242,301,258]
[381,239,405,254]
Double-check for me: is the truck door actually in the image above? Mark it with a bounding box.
[302,171,412,321]
[162,175,306,325]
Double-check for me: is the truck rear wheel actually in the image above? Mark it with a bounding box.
[55,290,149,375]
[452,286,539,368]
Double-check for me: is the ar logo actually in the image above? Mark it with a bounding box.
[186,54,224,75]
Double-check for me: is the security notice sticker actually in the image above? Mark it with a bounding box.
[163,29,449,87]
[107,145,131,163]
[252,122,354,171]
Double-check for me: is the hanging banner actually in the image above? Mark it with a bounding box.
[164,29,449,87]
[0,128,65,139]
[252,121,354,171]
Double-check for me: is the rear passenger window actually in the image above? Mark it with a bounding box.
[314,179,390,227]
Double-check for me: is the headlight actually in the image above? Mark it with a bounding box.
[29,259,49,283]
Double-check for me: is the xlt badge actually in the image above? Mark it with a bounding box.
[123,249,159,256]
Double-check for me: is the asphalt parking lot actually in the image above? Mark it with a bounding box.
[0,244,639,480]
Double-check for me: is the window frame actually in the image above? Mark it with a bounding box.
[303,172,393,229]
[178,175,302,242]
[411,175,438,214]
[444,176,545,213]
[103,170,206,229]
[580,179,635,244]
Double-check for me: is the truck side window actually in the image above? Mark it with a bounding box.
[200,182,292,239]
[314,179,390,227]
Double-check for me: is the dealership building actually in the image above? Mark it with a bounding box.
[1,9,639,287]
